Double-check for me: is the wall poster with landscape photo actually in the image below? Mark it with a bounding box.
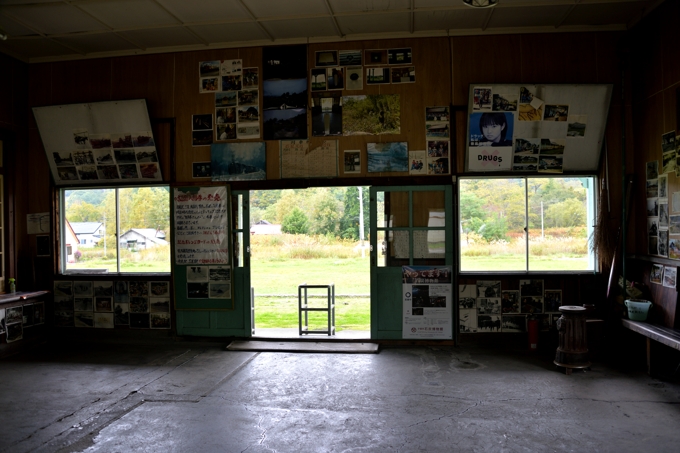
[342,95,400,135]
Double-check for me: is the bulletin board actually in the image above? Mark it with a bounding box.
[172,186,233,310]
[33,99,163,185]
[465,84,613,173]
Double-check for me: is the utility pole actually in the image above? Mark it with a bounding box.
[103,213,107,256]
[541,201,544,239]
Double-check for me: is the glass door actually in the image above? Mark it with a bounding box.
[232,190,253,335]
[370,186,453,339]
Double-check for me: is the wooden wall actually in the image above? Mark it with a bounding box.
[628,0,680,328]
[14,31,627,314]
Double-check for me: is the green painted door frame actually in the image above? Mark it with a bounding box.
[369,185,453,339]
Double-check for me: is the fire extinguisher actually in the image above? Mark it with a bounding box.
[527,317,539,351]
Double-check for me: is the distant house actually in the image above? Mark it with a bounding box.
[119,229,168,250]
[250,220,282,235]
[70,222,104,248]
[64,220,80,262]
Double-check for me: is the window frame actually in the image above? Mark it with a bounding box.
[457,175,598,275]
[59,184,171,276]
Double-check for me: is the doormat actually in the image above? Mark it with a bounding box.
[226,340,380,353]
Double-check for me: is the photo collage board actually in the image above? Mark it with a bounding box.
[466,84,611,174]
[0,302,45,344]
[647,131,680,275]
[408,106,450,176]
[197,59,260,143]
[459,279,563,333]
[34,100,163,186]
[53,280,171,329]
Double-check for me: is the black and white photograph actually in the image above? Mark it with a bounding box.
[661,131,675,153]
[476,280,501,297]
[88,134,111,149]
[74,281,93,297]
[209,266,230,282]
[6,306,23,325]
[662,150,675,174]
[567,115,587,136]
[477,297,501,315]
[345,66,363,91]
[659,203,669,228]
[646,160,659,180]
[129,281,148,297]
[114,303,129,325]
[130,313,150,329]
[94,313,114,329]
[74,297,93,312]
[659,174,668,199]
[519,279,543,297]
[54,311,75,327]
[94,281,113,297]
[151,313,171,329]
[209,284,230,299]
[502,315,526,332]
[75,311,94,328]
[459,308,477,333]
[0,308,5,334]
[646,179,658,198]
[543,104,569,121]
[187,266,209,282]
[544,290,562,313]
[339,50,362,66]
[111,133,134,148]
[477,314,501,332]
[55,295,74,311]
[521,296,544,314]
[659,230,669,257]
[315,50,338,67]
[647,217,659,236]
[6,322,22,343]
[73,129,90,149]
[54,281,73,297]
[130,297,149,313]
[387,48,411,65]
[114,149,136,163]
[460,284,478,308]
[188,282,209,299]
[663,266,677,288]
[193,162,211,178]
[501,290,520,314]
[648,198,659,217]
[119,164,139,179]
[150,298,170,313]
[492,93,518,112]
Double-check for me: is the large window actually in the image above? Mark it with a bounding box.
[61,186,170,274]
[459,177,596,272]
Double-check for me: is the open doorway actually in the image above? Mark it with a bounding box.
[249,187,370,339]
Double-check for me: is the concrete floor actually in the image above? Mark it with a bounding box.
[1,339,679,453]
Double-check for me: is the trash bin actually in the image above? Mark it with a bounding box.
[554,305,591,374]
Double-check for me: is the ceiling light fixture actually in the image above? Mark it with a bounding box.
[463,0,498,7]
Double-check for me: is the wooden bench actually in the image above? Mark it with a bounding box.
[621,319,680,375]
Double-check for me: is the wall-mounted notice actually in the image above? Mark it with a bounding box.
[173,187,229,265]
[402,266,453,339]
